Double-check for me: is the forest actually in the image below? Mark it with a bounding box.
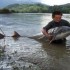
[0,3,70,13]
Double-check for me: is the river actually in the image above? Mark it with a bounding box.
[0,13,70,70]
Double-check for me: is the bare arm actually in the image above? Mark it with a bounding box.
[42,28,48,36]
[42,28,53,40]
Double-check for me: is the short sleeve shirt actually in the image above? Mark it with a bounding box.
[43,19,70,31]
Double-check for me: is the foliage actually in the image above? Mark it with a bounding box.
[5,4,48,13]
[0,8,12,14]
[4,3,70,13]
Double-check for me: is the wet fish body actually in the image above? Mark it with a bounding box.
[49,26,70,43]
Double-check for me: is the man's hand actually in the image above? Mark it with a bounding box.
[46,34,53,40]
[42,29,53,40]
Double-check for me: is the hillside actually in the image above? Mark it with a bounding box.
[5,3,49,13]
[4,3,70,13]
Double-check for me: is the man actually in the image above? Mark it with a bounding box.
[42,11,70,40]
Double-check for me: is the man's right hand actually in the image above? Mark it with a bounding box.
[42,29,53,40]
[46,34,53,40]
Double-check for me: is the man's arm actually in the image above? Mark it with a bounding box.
[66,21,70,27]
[63,19,70,27]
[42,28,53,40]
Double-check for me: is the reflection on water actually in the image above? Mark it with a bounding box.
[0,13,70,70]
[30,35,70,70]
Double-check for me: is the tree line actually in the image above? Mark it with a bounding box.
[0,3,70,13]
[0,8,12,14]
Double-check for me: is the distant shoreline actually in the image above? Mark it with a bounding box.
[6,3,70,14]
[0,3,70,14]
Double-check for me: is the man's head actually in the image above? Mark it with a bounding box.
[52,11,63,22]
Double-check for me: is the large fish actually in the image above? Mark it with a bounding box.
[48,26,70,43]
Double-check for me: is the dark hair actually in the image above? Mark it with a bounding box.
[52,11,63,18]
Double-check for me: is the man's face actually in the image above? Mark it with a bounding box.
[53,15,62,22]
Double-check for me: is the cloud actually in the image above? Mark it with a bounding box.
[41,0,70,5]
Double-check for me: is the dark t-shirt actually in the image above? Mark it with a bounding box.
[43,19,70,31]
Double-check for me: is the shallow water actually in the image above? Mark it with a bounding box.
[0,13,70,70]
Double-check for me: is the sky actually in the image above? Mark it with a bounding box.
[41,0,70,5]
[0,0,70,8]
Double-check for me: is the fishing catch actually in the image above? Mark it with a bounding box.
[48,26,70,43]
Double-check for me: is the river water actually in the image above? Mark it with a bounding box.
[0,13,70,70]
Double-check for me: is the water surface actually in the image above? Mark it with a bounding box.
[0,13,70,70]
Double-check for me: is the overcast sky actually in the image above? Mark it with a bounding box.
[0,0,70,8]
[41,0,70,5]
